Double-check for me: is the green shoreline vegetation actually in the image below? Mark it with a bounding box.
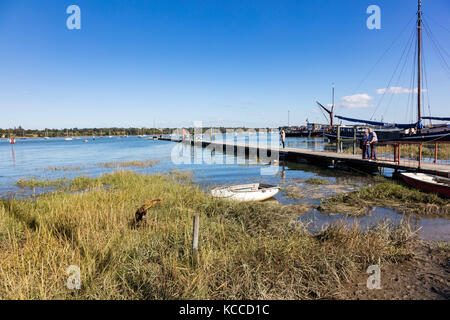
[0,170,421,299]
[0,126,273,139]
[319,177,450,217]
[98,160,160,169]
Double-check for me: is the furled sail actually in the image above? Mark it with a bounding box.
[422,116,450,121]
[335,116,421,129]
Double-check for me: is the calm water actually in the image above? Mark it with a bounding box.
[0,136,448,241]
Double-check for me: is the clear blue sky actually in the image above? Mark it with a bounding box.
[0,0,449,129]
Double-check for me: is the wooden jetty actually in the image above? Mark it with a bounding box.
[159,136,450,178]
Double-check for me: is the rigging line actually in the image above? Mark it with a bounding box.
[422,41,432,121]
[426,34,450,81]
[421,50,426,121]
[370,24,416,120]
[317,106,328,123]
[423,20,450,77]
[423,18,450,60]
[351,15,415,95]
[381,26,416,120]
[423,12,450,35]
[406,32,418,123]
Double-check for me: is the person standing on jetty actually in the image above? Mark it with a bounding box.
[368,128,378,160]
[361,130,369,159]
[280,130,286,148]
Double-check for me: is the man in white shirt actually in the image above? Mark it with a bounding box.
[368,128,378,160]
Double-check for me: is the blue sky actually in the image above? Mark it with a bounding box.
[0,0,449,129]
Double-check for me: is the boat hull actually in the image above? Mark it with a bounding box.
[325,128,450,143]
[400,173,450,198]
[211,184,279,202]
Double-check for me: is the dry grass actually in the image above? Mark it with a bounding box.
[0,171,415,299]
[304,178,329,185]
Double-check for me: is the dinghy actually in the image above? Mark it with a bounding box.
[211,183,279,202]
[400,172,450,198]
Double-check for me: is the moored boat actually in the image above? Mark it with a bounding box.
[211,183,279,202]
[400,172,450,197]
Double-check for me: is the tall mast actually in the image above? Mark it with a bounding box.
[417,0,422,126]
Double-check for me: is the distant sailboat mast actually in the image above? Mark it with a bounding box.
[316,84,335,127]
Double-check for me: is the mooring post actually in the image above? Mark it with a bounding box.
[336,125,341,153]
[353,126,357,155]
[192,215,200,263]
[434,141,438,164]
[418,143,423,169]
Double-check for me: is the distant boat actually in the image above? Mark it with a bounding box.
[400,172,450,198]
[65,129,72,141]
[211,183,279,202]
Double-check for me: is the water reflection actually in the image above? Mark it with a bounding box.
[10,146,16,167]
[297,207,450,242]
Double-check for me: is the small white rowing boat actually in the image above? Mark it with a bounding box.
[211,183,279,202]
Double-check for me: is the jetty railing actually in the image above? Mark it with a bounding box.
[376,141,450,168]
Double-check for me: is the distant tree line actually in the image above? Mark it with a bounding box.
[0,127,167,138]
[0,126,276,138]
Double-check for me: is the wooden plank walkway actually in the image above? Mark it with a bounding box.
[159,137,450,177]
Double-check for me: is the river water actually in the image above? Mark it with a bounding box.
[0,135,448,241]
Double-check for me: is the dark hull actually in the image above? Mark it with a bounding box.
[325,129,450,143]
[286,131,323,138]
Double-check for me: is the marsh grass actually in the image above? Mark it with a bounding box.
[16,177,69,189]
[44,165,84,172]
[280,186,305,200]
[319,178,450,217]
[1,171,415,299]
[304,178,329,185]
[98,160,160,169]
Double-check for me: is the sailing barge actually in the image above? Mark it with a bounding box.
[319,1,449,143]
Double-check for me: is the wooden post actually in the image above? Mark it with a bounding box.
[192,215,200,263]
[418,143,422,169]
[336,125,341,153]
[394,144,398,163]
[434,141,438,164]
[353,126,357,155]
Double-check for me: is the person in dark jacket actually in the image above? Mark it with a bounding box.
[361,130,369,159]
